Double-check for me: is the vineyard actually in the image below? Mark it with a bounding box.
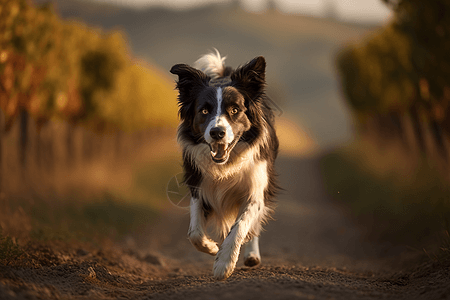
[0,0,179,201]
[336,0,450,168]
[326,0,450,242]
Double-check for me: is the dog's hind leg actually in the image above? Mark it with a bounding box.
[244,236,261,267]
[188,197,219,255]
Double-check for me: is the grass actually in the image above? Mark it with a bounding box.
[27,192,159,242]
[0,142,184,269]
[320,142,450,245]
[130,159,183,209]
[1,154,182,245]
[0,227,23,265]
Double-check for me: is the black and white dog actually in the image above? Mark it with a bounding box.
[170,50,279,280]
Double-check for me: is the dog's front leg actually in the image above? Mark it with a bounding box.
[213,200,262,280]
[188,197,219,255]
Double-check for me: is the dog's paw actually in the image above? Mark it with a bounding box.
[213,246,239,281]
[188,234,219,255]
[244,253,261,267]
[213,256,235,281]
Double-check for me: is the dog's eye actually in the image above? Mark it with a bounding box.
[230,107,239,115]
[201,108,209,115]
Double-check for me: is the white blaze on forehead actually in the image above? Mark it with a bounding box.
[204,87,235,144]
[215,87,223,119]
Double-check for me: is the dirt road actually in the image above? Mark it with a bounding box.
[1,156,450,299]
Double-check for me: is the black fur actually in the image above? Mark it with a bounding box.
[171,55,279,210]
[170,54,279,280]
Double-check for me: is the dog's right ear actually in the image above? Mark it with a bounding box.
[170,64,209,98]
[170,64,209,121]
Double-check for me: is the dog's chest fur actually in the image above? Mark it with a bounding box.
[196,154,269,240]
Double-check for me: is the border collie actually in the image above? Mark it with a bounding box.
[170,50,279,280]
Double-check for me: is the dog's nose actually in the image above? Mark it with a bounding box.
[210,126,226,140]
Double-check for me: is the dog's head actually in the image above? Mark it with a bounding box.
[171,56,266,164]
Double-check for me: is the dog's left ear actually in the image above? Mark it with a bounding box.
[231,56,266,101]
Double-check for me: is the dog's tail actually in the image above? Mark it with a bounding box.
[194,49,227,79]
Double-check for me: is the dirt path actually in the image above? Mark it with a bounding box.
[1,156,450,299]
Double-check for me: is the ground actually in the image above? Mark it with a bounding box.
[1,157,450,300]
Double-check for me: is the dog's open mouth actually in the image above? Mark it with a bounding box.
[209,138,238,164]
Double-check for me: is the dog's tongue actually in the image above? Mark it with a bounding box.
[211,144,227,160]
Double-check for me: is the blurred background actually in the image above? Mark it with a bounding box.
[1,0,450,260]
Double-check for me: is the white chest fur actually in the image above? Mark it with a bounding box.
[198,159,269,240]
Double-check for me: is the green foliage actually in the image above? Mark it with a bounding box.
[336,0,450,128]
[26,191,159,241]
[336,24,415,113]
[0,0,178,131]
[321,147,450,243]
[81,194,157,237]
[0,227,23,264]
[333,2,450,247]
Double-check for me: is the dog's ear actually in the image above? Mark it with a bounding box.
[170,64,209,121]
[170,64,209,98]
[231,56,266,101]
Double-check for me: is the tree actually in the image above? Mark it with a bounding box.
[336,0,450,163]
